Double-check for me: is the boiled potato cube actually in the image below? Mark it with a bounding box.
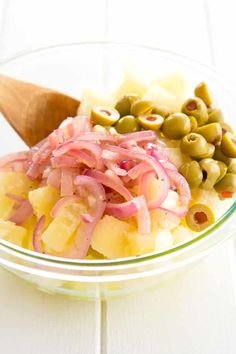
[143,85,182,112]
[79,89,115,115]
[172,225,193,245]
[29,185,60,225]
[0,219,27,247]
[0,172,37,220]
[113,71,147,100]
[126,232,155,256]
[41,202,86,253]
[23,216,37,250]
[91,215,133,259]
[152,72,189,97]
[155,229,174,251]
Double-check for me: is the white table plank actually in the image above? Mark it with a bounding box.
[0,268,98,354]
[106,243,236,354]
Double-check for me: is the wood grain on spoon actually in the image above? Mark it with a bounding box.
[0,74,80,146]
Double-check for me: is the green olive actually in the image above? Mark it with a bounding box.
[196,123,222,144]
[91,106,120,126]
[161,113,191,140]
[214,173,236,193]
[194,82,212,107]
[151,105,171,118]
[189,116,198,132]
[137,114,164,131]
[227,160,236,174]
[215,161,227,183]
[181,133,208,157]
[131,99,154,117]
[182,97,208,126]
[220,121,234,134]
[221,132,236,158]
[213,146,233,165]
[115,94,140,117]
[199,158,221,190]
[179,161,203,189]
[208,108,223,123]
[185,204,215,232]
[195,143,215,160]
[115,115,140,134]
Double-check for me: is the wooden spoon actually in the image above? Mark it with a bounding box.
[0,74,80,146]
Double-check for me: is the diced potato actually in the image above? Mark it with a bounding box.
[154,229,174,251]
[143,85,182,112]
[161,190,179,210]
[113,71,147,100]
[0,219,27,247]
[91,215,133,259]
[126,232,155,256]
[0,172,37,220]
[152,72,189,97]
[151,209,180,231]
[79,89,115,115]
[29,186,60,226]
[41,202,86,253]
[0,172,37,197]
[147,178,180,210]
[23,216,37,251]
[172,225,193,245]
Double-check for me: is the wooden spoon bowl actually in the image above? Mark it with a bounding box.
[0,75,80,146]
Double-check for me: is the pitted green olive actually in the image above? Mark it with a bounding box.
[215,161,227,183]
[181,133,208,157]
[221,132,236,158]
[182,98,208,126]
[199,158,221,190]
[196,123,222,144]
[185,204,215,231]
[179,161,203,189]
[115,94,140,117]
[195,143,215,160]
[227,160,236,174]
[213,146,233,165]
[91,106,120,126]
[162,113,191,139]
[115,115,140,133]
[137,114,164,131]
[214,173,236,193]
[131,100,154,117]
[189,116,198,132]
[194,82,212,107]
[208,108,223,123]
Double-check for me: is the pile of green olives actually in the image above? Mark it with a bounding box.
[90,82,236,195]
[91,95,168,134]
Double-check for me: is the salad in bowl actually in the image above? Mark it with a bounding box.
[0,70,235,261]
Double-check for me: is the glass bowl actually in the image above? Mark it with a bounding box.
[0,42,235,300]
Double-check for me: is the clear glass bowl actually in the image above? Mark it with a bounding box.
[0,42,236,300]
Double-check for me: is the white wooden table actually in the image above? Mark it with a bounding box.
[0,1,236,353]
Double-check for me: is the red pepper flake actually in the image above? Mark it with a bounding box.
[220,191,233,199]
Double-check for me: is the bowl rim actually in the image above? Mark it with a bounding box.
[0,40,235,268]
